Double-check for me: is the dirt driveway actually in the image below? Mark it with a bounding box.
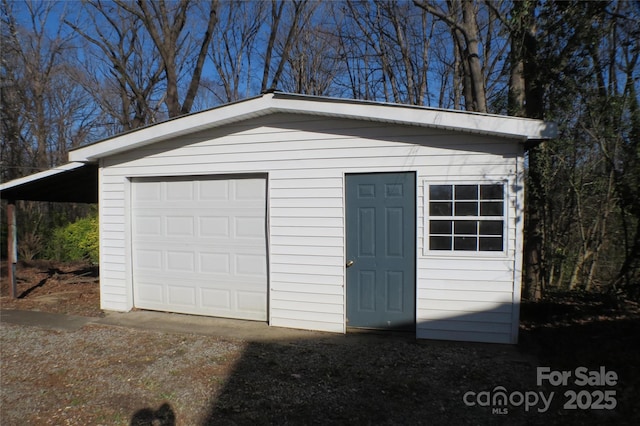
[1,261,638,425]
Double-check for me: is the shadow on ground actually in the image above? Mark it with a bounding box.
[131,402,176,426]
[197,294,638,425]
[517,293,640,424]
[196,294,640,425]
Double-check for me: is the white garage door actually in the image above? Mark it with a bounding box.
[131,176,267,321]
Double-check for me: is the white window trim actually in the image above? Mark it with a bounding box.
[422,179,509,257]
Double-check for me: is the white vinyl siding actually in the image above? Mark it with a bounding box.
[98,113,522,342]
[98,167,131,312]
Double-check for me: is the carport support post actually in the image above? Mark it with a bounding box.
[7,200,17,298]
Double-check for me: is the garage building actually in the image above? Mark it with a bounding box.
[1,92,556,343]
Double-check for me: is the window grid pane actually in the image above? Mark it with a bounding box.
[430,220,452,234]
[455,185,478,200]
[428,183,505,252]
[480,184,503,200]
[430,202,452,216]
[454,220,477,234]
[479,220,503,236]
[454,236,477,251]
[479,236,503,251]
[455,201,478,216]
[430,185,452,200]
[430,236,452,250]
[480,201,503,216]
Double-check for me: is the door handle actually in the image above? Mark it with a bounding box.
[346,260,354,268]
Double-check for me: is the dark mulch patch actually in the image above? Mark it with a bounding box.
[0,260,102,317]
[519,291,640,424]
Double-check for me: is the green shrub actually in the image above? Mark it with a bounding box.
[47,215,99,263]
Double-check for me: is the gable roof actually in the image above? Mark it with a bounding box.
[69,91,557,162]
[1,92,557,203]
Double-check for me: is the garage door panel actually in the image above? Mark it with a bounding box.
[235,216,265,238]
[199,217,230,237]
[166,251,195,272]
[199,253,231,274]
[135,252,266,276]
[235,178,266,199]
[237,291,267,313]
[132,176,267,321]
[199,179,229,200]
[166,180,194,200]
[168,285,196,306]
[236,254,268,276]
[201,289,232,309]
[134,216,162,236]
[134,181,162,201]
[135,249,163,269]
[166,216,194,236]
[136,282,165,303]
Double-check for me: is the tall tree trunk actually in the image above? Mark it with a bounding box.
[413,0,487,112]
[459,0,486,112]
[508,0,545,300]
[524,144,545,300]
[115,0,217,117]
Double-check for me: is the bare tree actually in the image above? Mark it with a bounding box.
[66,0,165,131]
[279,6,344,96]
[260,0,319,93]
[590,1,640,292]
[1,0,27,181]
[1,0,97,262]
[372,0,434,105]
[207,1,264,103]
[330,2,377,100]
[333,0,435,105]
[1,0,95,172]
[68,0,218,129]
[492,0,640,299]
[112,0,219,117]
[414,0,487,112]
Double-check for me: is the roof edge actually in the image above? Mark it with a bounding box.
[69,95,275,162]
[268,91,557,141]
[69,92,556,162]
[1,162,86,192]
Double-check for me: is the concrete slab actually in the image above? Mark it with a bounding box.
[93,310,333,342]
[0,309,337,342]
[0,309,413,345]
[0,309,93,331]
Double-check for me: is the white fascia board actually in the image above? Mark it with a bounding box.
[69,92,556,162]
[69,95,276,162]
[269,94,557,141]
[0,162,85,191]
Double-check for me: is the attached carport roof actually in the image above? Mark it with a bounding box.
[0,162,98,203]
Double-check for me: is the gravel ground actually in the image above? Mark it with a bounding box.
[1,261,638,425]
[1,322,243,425]
[0,321,537,426]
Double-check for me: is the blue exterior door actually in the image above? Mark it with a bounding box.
[346,172,416,330]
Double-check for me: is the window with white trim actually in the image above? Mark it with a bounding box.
[427,183,505,251]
